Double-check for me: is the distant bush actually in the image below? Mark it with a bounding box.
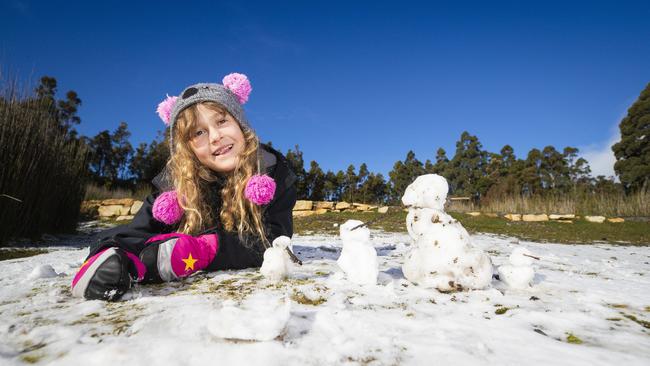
[0,77,88,245]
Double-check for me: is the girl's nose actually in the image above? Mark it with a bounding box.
[209,126,222,144]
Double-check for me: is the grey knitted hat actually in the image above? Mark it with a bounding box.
[156,73,253,151]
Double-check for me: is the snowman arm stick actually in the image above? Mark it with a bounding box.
[523,253,540,260]
[350,218,380,231]
[286,247,302,265]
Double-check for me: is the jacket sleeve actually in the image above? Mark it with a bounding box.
[87,192,173,259]
[207,183,297,271]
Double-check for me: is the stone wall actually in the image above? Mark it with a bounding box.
[81,199,143,221]
[291,201,390,217]
[80,198,628,224]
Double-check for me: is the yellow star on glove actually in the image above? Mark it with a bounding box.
[182,253,198,271]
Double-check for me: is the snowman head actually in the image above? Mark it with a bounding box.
[401,174,449,210]
[340,220,370,243]
[272,236,292,250]
[509,247,536,266]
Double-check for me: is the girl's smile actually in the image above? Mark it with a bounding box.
[189,103,245,173]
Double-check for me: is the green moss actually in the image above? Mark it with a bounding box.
[566,333,583,344]
[495,307,509,315]
[606,317,623,321]
[0,248,48,261]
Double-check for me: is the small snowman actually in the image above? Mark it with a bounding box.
[497,247,539,289]
[337,219,379,285]
[260,236,294,281]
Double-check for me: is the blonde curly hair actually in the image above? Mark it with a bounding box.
[168,101,268,248]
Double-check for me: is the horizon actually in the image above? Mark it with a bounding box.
[3,0,649,179]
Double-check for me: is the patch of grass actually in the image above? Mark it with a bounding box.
[290,290,326,306]
[622,313,650,329]
[566,333,583,344]
[294,211,650,245]
[0,248,48,261]
[495,307,509,315]
[20,353,45,364]
[609,303,629,309]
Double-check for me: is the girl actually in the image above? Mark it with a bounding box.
[71,73,297,301]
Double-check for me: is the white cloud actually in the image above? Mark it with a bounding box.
[579,127,620,180]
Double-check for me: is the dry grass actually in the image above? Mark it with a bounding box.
[448,191,650,217]
[0,76,88,245]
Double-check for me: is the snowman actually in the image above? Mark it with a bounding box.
[337,219,379,285]
[401,174,493,291]
[260,236,294,281]
[497,247,539,289]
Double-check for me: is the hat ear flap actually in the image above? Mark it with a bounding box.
[222,73,252,104]
[156,95,178,125]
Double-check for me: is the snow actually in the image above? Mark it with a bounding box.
[336,220,379,285]
[0,232,649,365]
[260,236,294,281]
[402,174,493,291]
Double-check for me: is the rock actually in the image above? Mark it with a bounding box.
[504,214,522,221]
[98,205,126,217]
[378,206,389,214]
[314,201,334,210]
[80,201,100,218]
[293,200,313,211]
[354,203,371,211]
[485,213,498,218]
[292,210,318,217]
[314,208,328,215]
[130,200,143,215]
[335,202,352,210]
[116,215,134,221]
[549,214,576,220]
[467,212,481,217]
[607,217,625,223]
[557,220,573,224]
[522,214,549,222]
[585,215,606,223]
[331,209,341,213]
[102,198,135,206]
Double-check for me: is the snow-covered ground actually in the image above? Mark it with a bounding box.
[0,231,649,365]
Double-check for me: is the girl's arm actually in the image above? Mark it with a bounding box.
[87,192,174,259]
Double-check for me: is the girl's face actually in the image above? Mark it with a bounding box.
[188,104,245,174]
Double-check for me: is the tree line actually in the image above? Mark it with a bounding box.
[32,76,650,204]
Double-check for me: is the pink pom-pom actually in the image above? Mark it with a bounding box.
[245,174,276,205]
[222,73,252,104]
[152,191,184,225]
[156,95,178,125]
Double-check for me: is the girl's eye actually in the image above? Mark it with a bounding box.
[217,119,227,125]
[194,130,205,137]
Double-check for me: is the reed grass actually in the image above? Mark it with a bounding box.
[0,76,88,245]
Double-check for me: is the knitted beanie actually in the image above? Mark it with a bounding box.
[156,73,252,151]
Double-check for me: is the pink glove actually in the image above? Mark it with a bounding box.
[143,232,219,281]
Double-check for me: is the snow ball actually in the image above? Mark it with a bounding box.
[340,220,370,243]
[509,247,536,267]
[28,264,59,280]
[401,174,449,210]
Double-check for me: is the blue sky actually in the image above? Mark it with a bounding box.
[2,0,649,178]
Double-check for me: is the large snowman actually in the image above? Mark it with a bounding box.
[401,174,493,292]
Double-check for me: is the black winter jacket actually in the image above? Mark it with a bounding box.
[87,144,297,271]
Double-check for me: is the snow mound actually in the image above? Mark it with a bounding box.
[206,293,291,341]
[28,264,59,279]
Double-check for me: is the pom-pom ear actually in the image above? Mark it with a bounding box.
[152,190,184,225]
[244,174,276,205]
[156,95,178,125]
[222,73,252,104]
